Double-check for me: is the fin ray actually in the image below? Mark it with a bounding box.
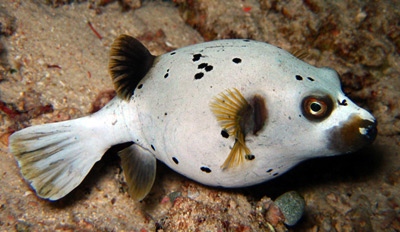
[291,49,309,60]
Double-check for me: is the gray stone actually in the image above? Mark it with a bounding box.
[274,191,305,226]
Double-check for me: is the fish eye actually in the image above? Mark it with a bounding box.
[301,95,333,121]
[309,101,324,114]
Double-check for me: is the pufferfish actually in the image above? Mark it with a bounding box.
[8,35,377,201]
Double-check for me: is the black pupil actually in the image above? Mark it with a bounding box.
[311,102,322,112]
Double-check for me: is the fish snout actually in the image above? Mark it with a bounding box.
[360,119,377,143]
[327,113,377,154]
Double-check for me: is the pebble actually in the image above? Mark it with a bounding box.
[168,191,182,202]
[274,191,305,226]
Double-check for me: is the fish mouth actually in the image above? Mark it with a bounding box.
[360,119,378,142]
[327,114,377,154]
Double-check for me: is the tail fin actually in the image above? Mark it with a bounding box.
[8,99,131,201]
[8,118,107,200]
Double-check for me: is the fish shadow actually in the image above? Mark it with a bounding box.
[46,143,185,209]
[243,143,385,200]
[47,144,129,209]
[46,142,385,208]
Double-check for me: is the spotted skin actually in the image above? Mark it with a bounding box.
[8,37,377,201]
[125,39,376,187]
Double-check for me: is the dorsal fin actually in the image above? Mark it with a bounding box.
[109,34,156,100]
[291,49,309,60]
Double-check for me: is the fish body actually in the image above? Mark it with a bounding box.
[9,36,377,201]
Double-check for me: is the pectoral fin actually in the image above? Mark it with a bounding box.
[119,144,156,201]
[210,88,253,170]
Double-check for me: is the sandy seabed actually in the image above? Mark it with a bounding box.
[0,0,399,231]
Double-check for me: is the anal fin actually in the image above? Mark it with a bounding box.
[119,144,156,201]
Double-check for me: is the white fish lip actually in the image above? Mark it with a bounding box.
[327,114,377,153]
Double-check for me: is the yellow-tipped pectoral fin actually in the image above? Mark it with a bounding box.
[210,88,254,170]
[221,136,252,170]
[221,140,243,170]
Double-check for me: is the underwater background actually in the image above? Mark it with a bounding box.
[0,0,399,231]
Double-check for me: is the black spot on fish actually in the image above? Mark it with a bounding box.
[194,72,204,80]
[205,65,213,72]
[273,172,279,176]
[295,75,303,81]
[266,169,273,173]
[198,63,208,69]
[338,99,348,106]
[232,58,242,64]
[165,112,168,116]
[138,84,143,89]
[170,52,176,55]
[221,129,229,138]
[198,63,213,72]
[164,69,170,78]
[245,154,255,160]
[243,39,250,42]
[307,77,314,81]
[200,166,212,173]
[151,144,155,151]
[172,157,179,164]
[193,54,202,62]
